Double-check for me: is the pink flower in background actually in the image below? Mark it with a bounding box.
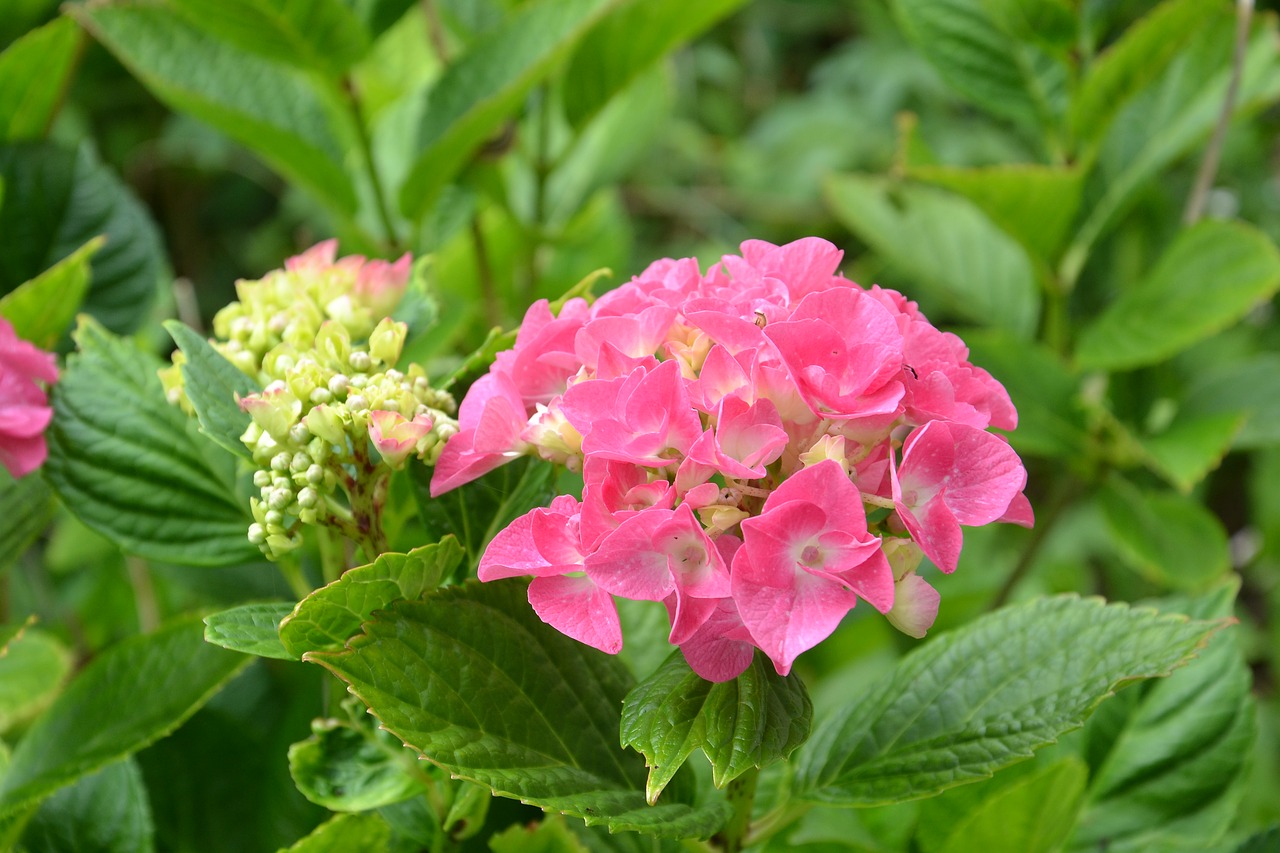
[435,237,1031,680]
[0,317,59,479]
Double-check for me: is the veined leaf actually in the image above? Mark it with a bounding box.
[164,320,260,461]
[0,469,55,573]
[71,1,357,215]
[795,595,1223,805]
[278,537,463,658]
[203,602,295,661]
[825,173,1040,336]
[0,613,250,818]
[562,0,745,128]
[935,757,1087,853]
[44,317,261,567]
[20,758,155,853]
[0,236,101,348]
[620,651,811,802]
[1141,411,1243,493]
[1076,221,1280,372]
[398,0,623,221]
[0,16,81,141]
[310,579,731,837]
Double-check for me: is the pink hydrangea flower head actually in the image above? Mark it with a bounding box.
[0,317,59,478]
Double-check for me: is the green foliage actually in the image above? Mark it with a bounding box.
[0,16,80,141]
[1098,477,1231,589]
[0,626,71,734]
[164,319,261,461]
[280,812,391,853]
[19,758,155,853]
[0,237,100,349]
[203,602,295,660]
[934,758,1088,853]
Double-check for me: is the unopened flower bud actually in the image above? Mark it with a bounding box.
[348,351,372,372]
[369,318,407,366]
[268,487,292,511]
[306,464,325,485]
[297,487,318,508]
[265,509,284,527]
[253,470,272,488]
[289,423,310,445]
[247,523,266,545]
[347,394,368,412]
[291,452,311,472]
[310,387,332,404]
[328,374,349,395]
[271,452,292,472]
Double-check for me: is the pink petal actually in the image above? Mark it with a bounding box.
[886,572,941,638]
[528,575,622,655]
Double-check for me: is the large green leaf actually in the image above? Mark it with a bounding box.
[934,757,1087,853]
[169,0,371,77]
[0,16,81,141]
[397,0,623,220]
[795,595,1222,806]
[1180,354,1280,449]
[0,626,72,734]
[19,758,155,853]
[1070,0,1220,150]
[1140,411,1243,494]
[825,173,1040,336]
[1075,221,1280,372]
[203,602,296,660]
[892,0,1065,130]
[280,812,391,853]
[620,651,811,802]
[561,0,744,128]
[1069,583,1253,851]
[0,143,163,334]
[0,613,250,818]
[71,1,357,215]
[44,317,261,567]
[0,236,101,349]
[0,469,55,573]
[310,579,731,837]
[278,537,463,658]
[164,320,260,461]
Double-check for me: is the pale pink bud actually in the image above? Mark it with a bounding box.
[369,409,434,469]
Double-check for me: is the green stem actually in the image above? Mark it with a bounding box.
[318,526,347,586]
[344,76,400,252]
[712,768,759,853]
[277,554,312,600]
[470,217,503,327]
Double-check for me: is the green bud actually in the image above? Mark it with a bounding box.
[306,464,325,485]
[297,487,318,508]
[265,509,284,526]
[271,452,292,472]
[247,523,266,545]
[369,318,408,366]
[349,350,372,372]
[253,470,272,488]
[305,405,346,445]
[291,452,311,472]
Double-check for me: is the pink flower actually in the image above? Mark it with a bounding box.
[368,410,434,469]
[0,318,58,479]
[430,372,528,496]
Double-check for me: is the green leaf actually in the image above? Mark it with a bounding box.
[0,612,250,818]
[0,142,163,334]
[1098,476,1230,591]
[279,812,391,853]
[0,16,81,141]
[0,627,72,734]
[71,1,357,215]
[169,0,371,77]
[44,317,261,567]
[1141,411,1243,493]
[1070,0,1220,150]
[203,602,295,660]
[908,164,1083,263]
[164,320,261,461]
[1076,221,1280,372]
[288,700,425,812]
[562,0,745,128]
[0,236,100,348]
[410,457,556,572]
[1069,583,1253,851]
[490,813,591,853]
[1180,354,1280,450]
[438,325,517,393]
[795,595,1222,806]
[935,757,1087,853]
[278,537,463,658]
[825,173,1040,336]
[19,758,155,853]
[892,0,1064,129]
[0,468,55,573]
[310,579,731,837]
[620,651,811,803]
[398,0,623,221]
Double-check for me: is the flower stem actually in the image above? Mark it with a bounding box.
[712,768,759,853]
[344,76,400,252]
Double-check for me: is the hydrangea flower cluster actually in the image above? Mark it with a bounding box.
[432,237,1032,681]
[0,317,59,479]
[161,241,458,558]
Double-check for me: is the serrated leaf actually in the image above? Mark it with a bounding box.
[44,317,261,567]
[165,320,260,461]
[935,757,1086,853]
[0,613,250,818]
[71,1,357,215]
[0,469,55,573]
[288,707,425,812]
[0,142,162,334]
[0,627,72,734]
[310,580,731,837]
[0,16,81,141]
[1141,411,1243,493]
[398,0,623,221]
[1070,0,1219,150]
[203,602,295,660]
[795,595,1222,806]
[1076,221,1280,371]
[0,236,100,348]
[169,0,371,77]
[562,0,744,128]
[620,651,811,802]
[825,173,1040,336]
[1069,583,1253,851]
[409,457,556,571]
[19,758,155,853]
[278,536,463,658]
[909,164,1082,263]
[279,812,391,853]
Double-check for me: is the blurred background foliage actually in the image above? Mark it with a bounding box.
[3,0,1280,850]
